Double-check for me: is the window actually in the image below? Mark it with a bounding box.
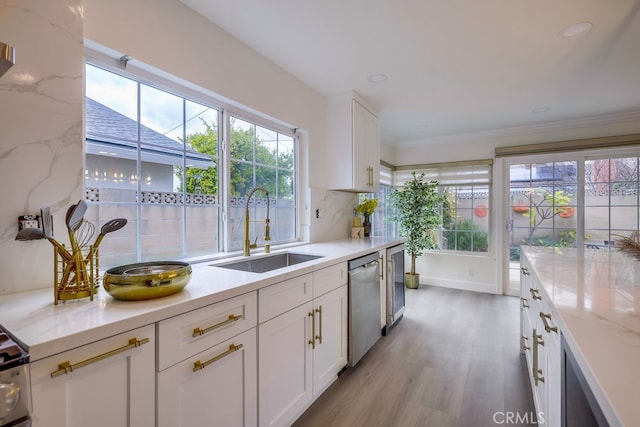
[228,116,296,250]
[379,161,492,253]
[585,156,639,247]
[85,63,297,267]
[509,161,578,249]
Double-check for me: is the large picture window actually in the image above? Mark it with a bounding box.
[85,63,297,267]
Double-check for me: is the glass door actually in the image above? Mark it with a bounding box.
[507,161,578,293]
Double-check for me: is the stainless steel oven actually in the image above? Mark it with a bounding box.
[383,244,405,335]
[0,329,31,426]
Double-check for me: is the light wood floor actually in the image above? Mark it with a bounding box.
[293,285,535,427]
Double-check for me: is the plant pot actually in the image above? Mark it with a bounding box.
[405,272,419,289]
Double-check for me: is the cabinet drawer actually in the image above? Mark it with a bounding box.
[157,328,257,427]
[158,292,257,371]
[259,273,313,323]
[313,262,347,297]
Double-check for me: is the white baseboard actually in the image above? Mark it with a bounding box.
[419,275,498,295]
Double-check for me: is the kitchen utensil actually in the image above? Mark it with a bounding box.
[74,220,95,249]
[68,200,87,231]
[85,218,127,262]
[15,227,72,262]
[65,200,88,286]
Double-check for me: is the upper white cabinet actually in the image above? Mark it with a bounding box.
[325,91,380,192]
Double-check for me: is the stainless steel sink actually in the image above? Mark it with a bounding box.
[213,252,324,273]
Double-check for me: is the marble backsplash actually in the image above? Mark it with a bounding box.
[0,0,84,295]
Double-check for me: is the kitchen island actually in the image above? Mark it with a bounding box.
[0,237,402,427]
[521,246,640,427]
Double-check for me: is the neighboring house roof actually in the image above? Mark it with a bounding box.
[86,97,184,149]
[85,97,212,166]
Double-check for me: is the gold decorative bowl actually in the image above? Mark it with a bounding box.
[103,261,192,301]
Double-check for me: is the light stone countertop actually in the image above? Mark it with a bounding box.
[522,246,640,427]
[0,237,403,361]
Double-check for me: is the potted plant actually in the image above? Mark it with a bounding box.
[389,172,442,289]
[356,198,378,237]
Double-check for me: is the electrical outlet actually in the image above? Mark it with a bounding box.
[18,214,40,231]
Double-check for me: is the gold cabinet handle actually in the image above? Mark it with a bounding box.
[521,297,530,309]
[521,267,530,276]
[308,311,316,349]
[51,337,150,378]
[315,306,323,344]
[532,329,545,386]
[529,288,542,301]
[521,336,530,351]
[193,314,243,337]
[193,343,243,372]
[540,312,558,333]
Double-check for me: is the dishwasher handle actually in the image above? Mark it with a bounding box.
[349,260,378,273]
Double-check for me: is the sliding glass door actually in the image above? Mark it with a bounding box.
[504,151,639,294]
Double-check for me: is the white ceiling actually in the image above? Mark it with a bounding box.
[179,0,640,148]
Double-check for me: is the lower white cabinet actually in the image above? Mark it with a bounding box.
[311,285,348,396]
[156,292,258,427]
[258,301,314,427]
[521,254,561,426]
[258,264,348,427]
[30,324,155,427]
[157,328,257,427]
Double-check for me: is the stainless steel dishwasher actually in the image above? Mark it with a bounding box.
[348,252,381,367]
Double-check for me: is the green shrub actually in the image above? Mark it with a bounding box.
[444,219,488,252]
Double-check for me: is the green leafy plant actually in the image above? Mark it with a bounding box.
[444,219,488,252]
[356,198,378,216]
[388,172,442,276]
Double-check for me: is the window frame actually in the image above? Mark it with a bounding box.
[84,47,300,265]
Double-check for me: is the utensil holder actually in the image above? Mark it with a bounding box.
[53,245,99,304]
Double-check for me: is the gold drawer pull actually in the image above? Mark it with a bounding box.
[540,312,558,333]
[193,343,243,372]
[51,337,150,378]
[521,297,530,309]
[529,288,542,301]
[521,267,530,276]
[308,311,316,349]
[521,336,530,351]
[532,329,545,386]
[193,314,243,337]
[315,305,323,344]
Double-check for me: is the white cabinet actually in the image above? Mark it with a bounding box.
[157,292,257,427]
[259,301,314,427]
[312,285,348,395]
[325,91,380,192]
[158,328,257,427]
[520,253,561,427]
[258,263,348,427]
[30,324,155,427]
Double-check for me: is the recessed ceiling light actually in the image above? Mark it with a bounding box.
[531,107,551,114]
[559,22,593,38]
[368,73,388,83]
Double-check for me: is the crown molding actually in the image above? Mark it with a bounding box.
[396,109,640,148]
